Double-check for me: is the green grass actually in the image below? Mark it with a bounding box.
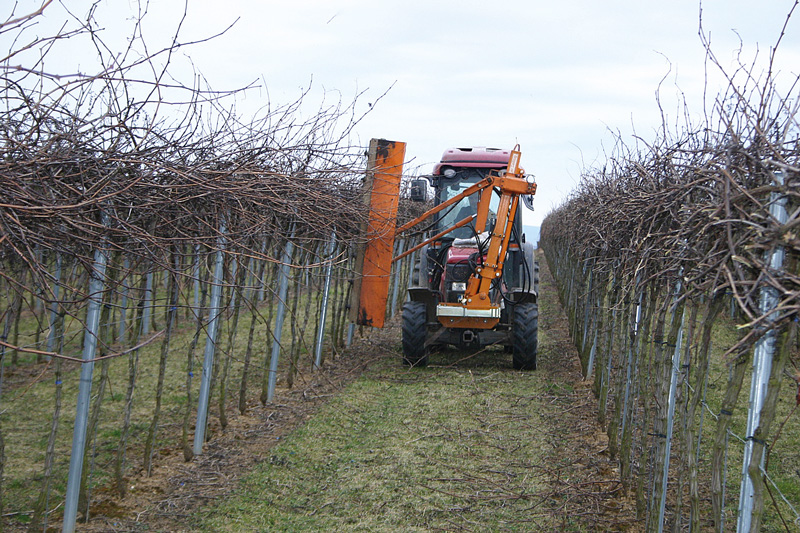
[0,280,339,527]
[198,354,559,532]
[195,258,591,531]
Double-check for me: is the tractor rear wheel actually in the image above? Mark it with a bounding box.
[402,301,429,367]
[512,302,538,370]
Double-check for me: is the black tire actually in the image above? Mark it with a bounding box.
[402,301,429,367]
[512,302,538,370]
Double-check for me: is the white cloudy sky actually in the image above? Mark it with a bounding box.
[9,0,800,226]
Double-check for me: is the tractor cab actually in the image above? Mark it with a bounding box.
[413,147,511,240]
[435,166,501,240]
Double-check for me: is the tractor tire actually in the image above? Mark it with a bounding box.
[402,301,429,367]
[511,302,538,370]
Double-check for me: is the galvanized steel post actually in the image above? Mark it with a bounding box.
[117,256,129,345]
[314,232,336,369]
[193,244,200,310]
[390,237,405,318]
[62,213,110,533]
[582,264,594,353]
[586,328,598,378]
[142,270,153,336]
[406,249,417,294]
[621,275,643,437]
[267,231,294,402]
[193,221,226,454]
[659,313,684,532]
[737,171,787,532]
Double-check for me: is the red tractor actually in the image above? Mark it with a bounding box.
[399,146,539,369]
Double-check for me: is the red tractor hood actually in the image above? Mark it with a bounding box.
[447,245,479,264]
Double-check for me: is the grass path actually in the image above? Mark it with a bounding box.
[194,258,636,531]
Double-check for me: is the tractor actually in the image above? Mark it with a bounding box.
[398,146,539,369]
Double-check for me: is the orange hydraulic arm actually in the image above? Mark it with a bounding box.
[396,145,536,329]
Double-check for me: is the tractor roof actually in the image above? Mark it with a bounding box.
[433,147,510,175]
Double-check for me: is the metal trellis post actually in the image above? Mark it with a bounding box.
[621,275,643,437]
[193,244,200,310]
[737,171,787,532]
[659,313,685,532]
[62,213,110,533]
[193,221,226,454]
[406,249,417,295]
[586,328,598,378]
[267,231,294,402]
[314,231,336,369]
[118,256,129,345]
[582,263,594,352]
[390,237,405,317]
[142,270,153,336]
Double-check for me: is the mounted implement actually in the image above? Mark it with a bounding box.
[356,142,539,369]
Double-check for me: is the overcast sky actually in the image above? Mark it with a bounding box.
[12,0,800,226]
